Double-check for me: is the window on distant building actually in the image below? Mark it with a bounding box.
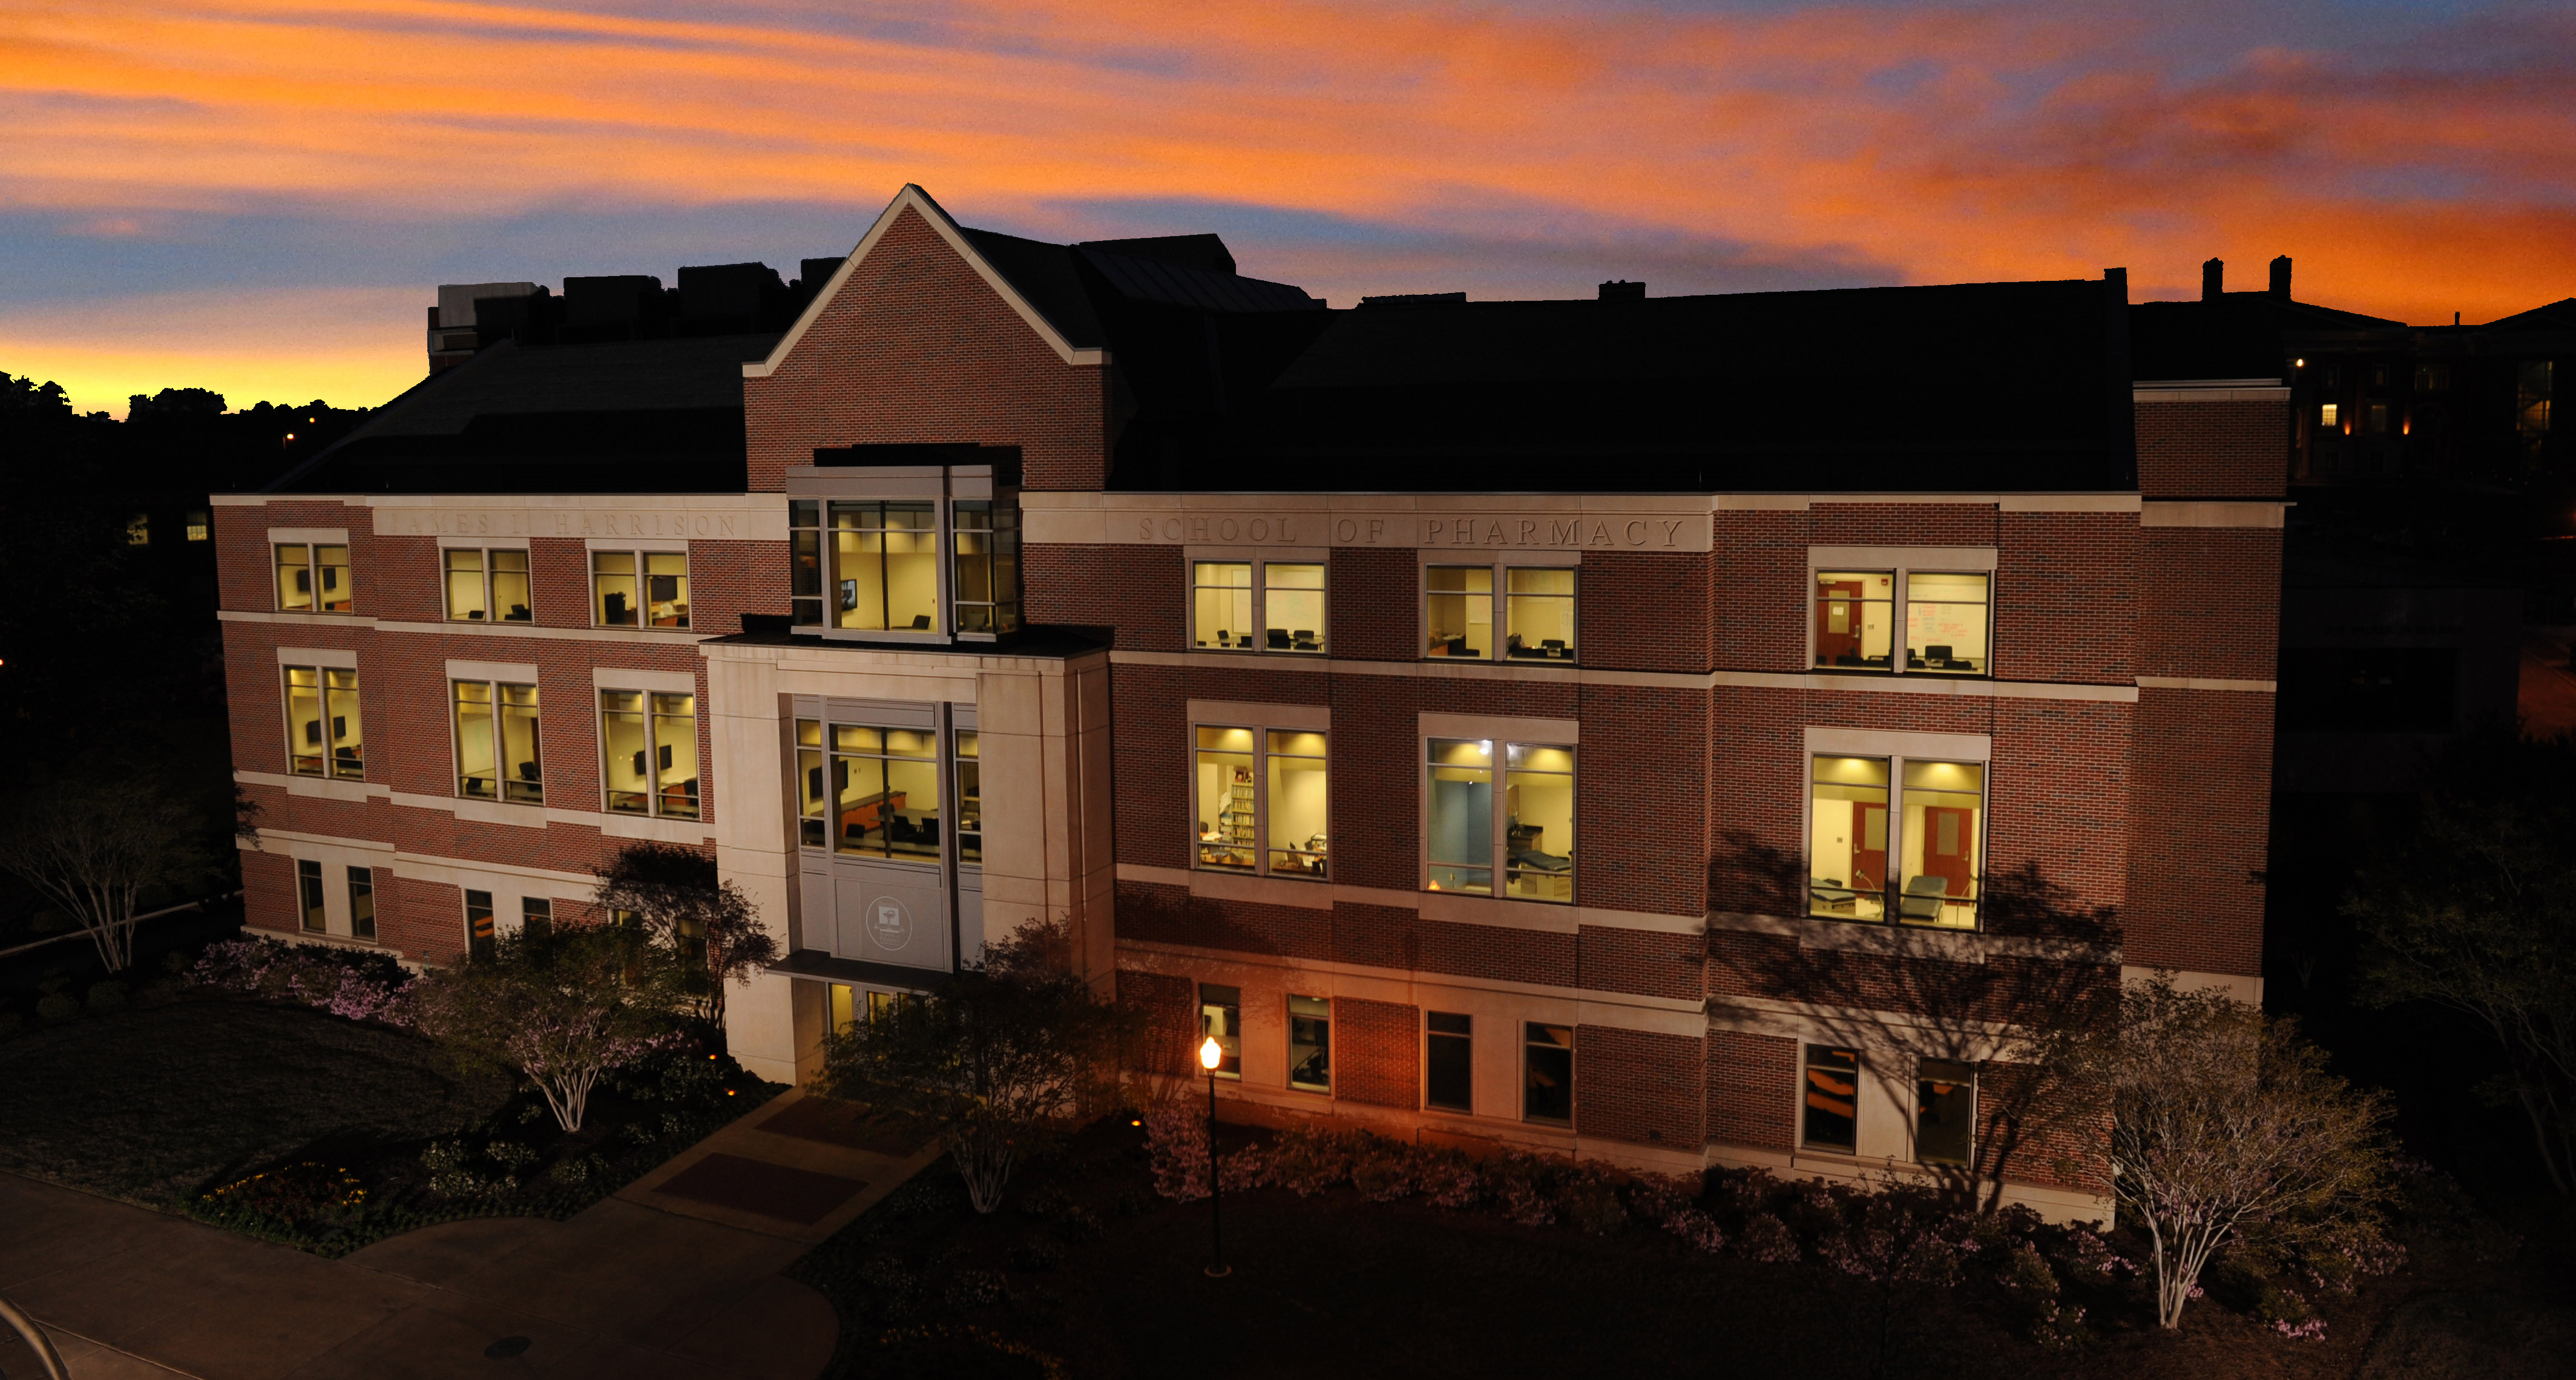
[1523,1022,1572,1126]
[1425,738,1572,902]
[126,513,150,547]
[445,548,533,623]
[2368,402,2390,435]
[593,550,688,628]
[829,724,941,860]
[284,665,363,780]
[1194,726,1330,879]
[1200,983,1242,1079]
[2319,402,2341,430]
[522,896,552,941]
[1916,1059,1976,1167]
[1425,565,1576,661]
[1802,1045,1859,1152]
[952,500,1022,636]
[830,501,939,633]
[1810,754,1983,928]
[298,859,326,933]
[954,730,982,865]
[2520,360,2555,459]
[455,680,542,804]
[1191,559,1326,654]
[1426,1012,1473,1112]
[1289,995,1332,1092]
[600,691,698,819]
[185,509,210,542]
[347,866,375,941]
[465,889,494,959]
[1816,568,1988,675]
[275,542,352,613]
[2415,363,2451,392]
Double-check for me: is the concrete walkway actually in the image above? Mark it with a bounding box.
[0,1088,935,1379]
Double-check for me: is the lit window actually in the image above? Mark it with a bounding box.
[1200,983,1241,1079]
[185,509,210,542]
[1194,724,1331,880]
[829,723,941,859]
[1506,568,1576,660]
[1904,574,1988,675]
[1289,995,1331,1092]
[1814,571,1893,668]
[955,730,982,864]
[283,665,363,780]
[1427,738,1572,902]
[1524,1022,1572,1125]
[298,859,326,933]
[600,690,697,819]
[274,543,351,613]
[1193,560,1325,653]
[1425,566,1491,658]
[952,501,1022,636]
[1810,754,1983,929]
[1802,1045,1859,1152]
[126,513,150,547]
[831,502,938,632]
[1194,726,1257,873]
[1916,1059,1976,1167]
[445,548,532,622]
[465,889,494,959]
[2319,402,2339,428]
[827,982,857,1033]
[2368,402,2390,435]
[1425,1011,1473,1112]
[593,550,688,628]
[347,866,375,942]
[455,680,542,804]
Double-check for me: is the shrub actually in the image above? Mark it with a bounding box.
[1051,1204,1103,1244]
[196,1163,369,1239]
[945,1268,1008,1309]
[1733,1213,1802,1263]
[1352,1151,1413,1203]
[1559,1171,1628,1235]
[190,938,416,1025]
[34,992,80,1023]
[1486,1152,1557,1227]
[85,980,128,1014]
[1007,1240,1065,1272]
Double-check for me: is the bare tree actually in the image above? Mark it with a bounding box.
[821,917,1135,1212]
[0,777,210,973]
[2104,973,2391,1329]
[409,924,685,1131]
[593,843,777,1030]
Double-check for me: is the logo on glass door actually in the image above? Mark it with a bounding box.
[867,896,913,951]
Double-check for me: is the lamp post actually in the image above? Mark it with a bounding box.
[1199,1033,1230,1278]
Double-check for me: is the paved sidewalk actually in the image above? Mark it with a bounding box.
[0,1088,925,1379]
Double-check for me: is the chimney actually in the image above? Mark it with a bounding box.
[2269,255,2292,300]
[429,281,537,373]
[2201,258,2224,302]
[1598,280,1644,301]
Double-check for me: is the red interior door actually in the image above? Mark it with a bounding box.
[1816,579,1863,663]
[1851,803,1887,890]
[1924,806,1975,895]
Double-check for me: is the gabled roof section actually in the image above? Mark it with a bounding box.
[2479,297,2576,332]
[745,184,1109,378]
[1076,245,1319,314]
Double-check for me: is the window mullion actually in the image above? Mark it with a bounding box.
[1251,732,1269,876]
[1891,570,1908,676]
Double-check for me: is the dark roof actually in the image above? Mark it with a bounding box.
[704,623,1114,659]
[2476,297,2576,334]
[2130,292,2404,381]
[1106,278,2138,492]
[269,333,777,493]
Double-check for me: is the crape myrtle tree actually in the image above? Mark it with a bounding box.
[593,842,777,1032]
[0,769,217,972]
[2104,973,2392,1330]
[409,923,686,1132]
[821,917,1135,1213]
[2344,734,2576,1195]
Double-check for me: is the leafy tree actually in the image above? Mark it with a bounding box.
[0,771,214,971]
[2103,973,2391,1329]
[2344,736,2576,1194]
[409,924,686,1131]
[592,843,777,1030]
[820,918,1133,1212]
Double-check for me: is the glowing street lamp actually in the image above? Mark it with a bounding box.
[1200,1033,1230,1278]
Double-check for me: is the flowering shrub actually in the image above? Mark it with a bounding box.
[193,1162,369,1238]
[189,938,416,1025]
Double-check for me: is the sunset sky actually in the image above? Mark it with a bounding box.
[4,0,2571,416]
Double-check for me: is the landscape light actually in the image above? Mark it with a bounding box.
[1200,1035,1223,1071]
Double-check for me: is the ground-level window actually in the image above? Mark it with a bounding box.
[1200,983,1241,1079]
[297,859,326,932]
[955,731,982,864]
[522,896,552,941]
[455,680,542,804]
[600,691,699,819]
[1426,1011,1472,1112]
[1809,755,1983,929]
[465,889,494,959]
[1802,1044,1859,1152]
[593,550,689,628]
[827,984,913,1033]
[1916,1059,1976,1168]
[284,666,363,780]
[445,548,532,623]
[1194,726,1329,880]
[1524,1022,1572,1125]
[1192,560,1326,654]
[831,724,941,859]
[1289,995,1331,1092]
[1427,739,1573,902]
[347,867,375,942]
[275,542,352,613]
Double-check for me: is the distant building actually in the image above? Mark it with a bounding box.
[218,185,2293,1222]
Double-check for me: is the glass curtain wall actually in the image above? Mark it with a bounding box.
[953,501,1021,634]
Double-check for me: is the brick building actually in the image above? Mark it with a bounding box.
[221,185,2284,1221]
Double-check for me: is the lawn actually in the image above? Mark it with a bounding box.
[0,988,776,1254]
[791,1116,2576,1380]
